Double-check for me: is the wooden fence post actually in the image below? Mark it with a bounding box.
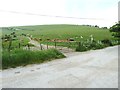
[39,38,43,50]
[78,42,80,48]
[40,43,43,50]
[68,41,71,49]
[54,39,57,48]
[47,39,50,49]
[28,44,30,50]
[18,42,21,48]
[47,42,48,49]
[8,38,12,52]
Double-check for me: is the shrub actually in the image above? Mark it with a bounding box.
[87,41,105,50]
[92,43,105,49]
[87,41,97,50]
[101,39,113,46]
[76,40,107,52]
[76,43,87,52]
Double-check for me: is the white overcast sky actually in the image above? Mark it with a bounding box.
[0,0,119,27]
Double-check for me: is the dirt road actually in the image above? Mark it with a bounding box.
[27,37,75,55]
[1,46,118,88]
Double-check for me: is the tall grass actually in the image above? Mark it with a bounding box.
[2,49,65,69]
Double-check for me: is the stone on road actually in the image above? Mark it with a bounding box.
[1,46,118,88]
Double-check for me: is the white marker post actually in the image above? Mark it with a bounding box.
[118,2,120,90]
[118,1,120,23]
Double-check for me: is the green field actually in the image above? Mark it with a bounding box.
[2,24,113,41]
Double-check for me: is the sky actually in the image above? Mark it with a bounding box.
[0,0,119,27]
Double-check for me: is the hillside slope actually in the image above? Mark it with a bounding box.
[2,24,112,40]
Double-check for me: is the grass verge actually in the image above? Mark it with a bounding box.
[2,49,65,69]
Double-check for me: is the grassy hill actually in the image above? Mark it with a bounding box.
[2,24,113,41]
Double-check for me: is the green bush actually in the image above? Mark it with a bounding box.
[101,39,113,46]
[87,41,97,50]
[88,41,105,50]
[111,40,119,45]
[2,49,65,69]
[76,40,107,52]
[76,43,87,52]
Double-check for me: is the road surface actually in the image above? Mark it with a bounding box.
[1,46,118,88]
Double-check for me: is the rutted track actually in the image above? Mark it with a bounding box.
[27,37,75,57]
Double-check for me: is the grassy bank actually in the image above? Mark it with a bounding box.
[2,49,65,69]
